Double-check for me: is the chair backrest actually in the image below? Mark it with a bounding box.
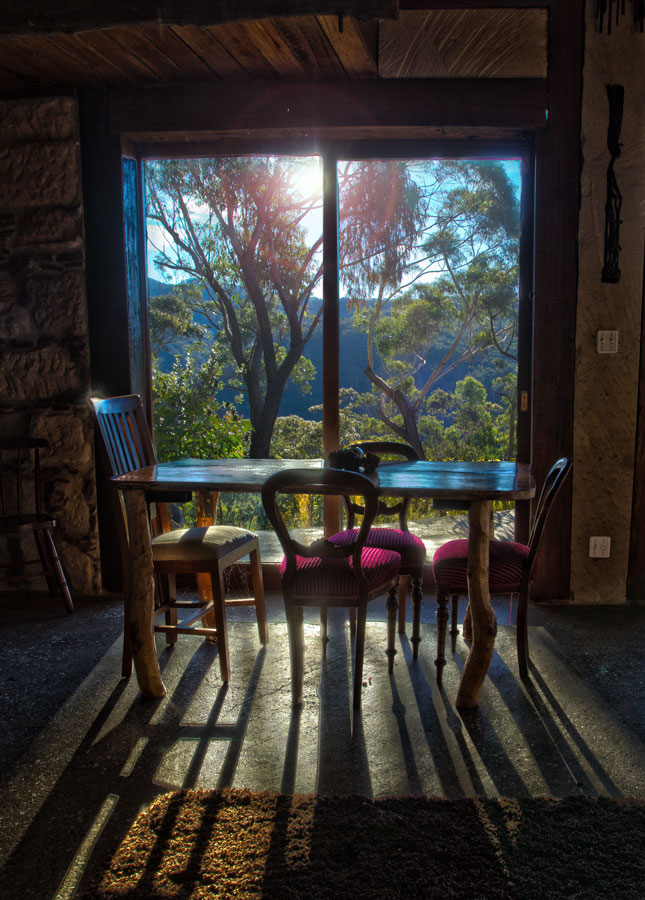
[90,394,157,476]
[0,437,49,521]
[341,441,420,530]
[90,393,175,542]
[525,456,572,575]
[261,467,382,592]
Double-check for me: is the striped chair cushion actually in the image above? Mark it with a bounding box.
[432,539,531,591]
[329,527,426,570]
[280,546,401,600]
[152,525,256,561]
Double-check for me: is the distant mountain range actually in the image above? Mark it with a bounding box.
[147,277,503,420]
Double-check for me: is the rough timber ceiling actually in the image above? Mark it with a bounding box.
[0,2,547,93]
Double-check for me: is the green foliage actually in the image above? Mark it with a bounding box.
[149,284,206,357]
[270,415,322,459]
[152,344,249,462]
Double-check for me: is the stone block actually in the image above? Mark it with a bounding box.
[45,474,92,536]
[0,142,79,208]
[0,299,38,341]
[0,97,77,144]
[0,272,19,303]
[30,408,94,470]
[0,345,89,400]
[57,536,102,596]
[15,208,83,252]
[26,270,88,338]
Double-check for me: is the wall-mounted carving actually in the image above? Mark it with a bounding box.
[601,84,624,284]
[596,0,644,35]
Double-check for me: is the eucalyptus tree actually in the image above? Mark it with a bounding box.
[344,160,520,459]
[146,156,421,458]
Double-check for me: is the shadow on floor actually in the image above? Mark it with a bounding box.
[0,589,643,899]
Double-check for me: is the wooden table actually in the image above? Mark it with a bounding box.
[112,458,535,708]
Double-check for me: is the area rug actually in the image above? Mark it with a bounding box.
[84,788,644,899]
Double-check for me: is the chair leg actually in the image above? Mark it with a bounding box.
[462,601,472,642]
[353,603,368,708]
[249,546,268,645]
[410,575,423,659]
[349,606,356,633]
[211,566,231,682]
[435,589,449,685]
[450,594,460,634]
[385,583,398,674]
[449,593,459,652]
[285,604,305,705]
[41,528,74,613]
[516,587,530,679]
[398,575,407,633]
[33,529,58,596]
[196,571,216,633]
[161,573,178,645]
[320,608,329,658]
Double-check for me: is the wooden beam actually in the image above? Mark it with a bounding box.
[1,1,399,38]
[530,0,584,601]
[108,78,547,135]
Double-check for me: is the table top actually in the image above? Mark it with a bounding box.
[112,457,535,502]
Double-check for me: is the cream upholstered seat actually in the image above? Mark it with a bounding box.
[152,526,258,560]
[91,394,267,683]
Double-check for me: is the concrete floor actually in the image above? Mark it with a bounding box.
[0,585,644,900]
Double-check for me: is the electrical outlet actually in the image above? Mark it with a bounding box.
[589,536,611,558]
[596,330,619,353]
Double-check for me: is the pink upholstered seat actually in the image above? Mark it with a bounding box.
[433,539,531,592]
[431,457,571,684]
[330,526,426,571]
[336,441,426,659]
[262,466,402,708]
[281,546,401,601]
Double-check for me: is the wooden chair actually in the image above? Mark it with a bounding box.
[329,441,426,660]
[262,467,401,707]
[90,394,267,682]
[0,437,73,613]
[432,457,572,683]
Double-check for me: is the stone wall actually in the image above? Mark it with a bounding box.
[0,96,100,596]
[571,5,645,602]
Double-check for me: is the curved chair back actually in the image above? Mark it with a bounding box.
[524,456,572,583]
[262,466,401,707]
[341,441,420,530]
[526,456,572,572]
[262,467,382,594]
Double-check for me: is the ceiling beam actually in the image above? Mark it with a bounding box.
[1,2,398,38]
[108,77,547,136]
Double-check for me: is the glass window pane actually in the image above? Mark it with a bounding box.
[337,157,521,541]
[144,155,323,536]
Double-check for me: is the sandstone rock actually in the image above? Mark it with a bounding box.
[31,408,94,469]
[0,300,38,340]
[26,270,88,338]
[0,97,77,144]
[0,143,79,208]
[16,208,83,252]
[0,345,89,400]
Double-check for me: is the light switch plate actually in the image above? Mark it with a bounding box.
[596,330,618,353]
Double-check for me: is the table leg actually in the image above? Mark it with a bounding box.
[196,491,219,612]
[455,499,496,709]
[123,490,166,699]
